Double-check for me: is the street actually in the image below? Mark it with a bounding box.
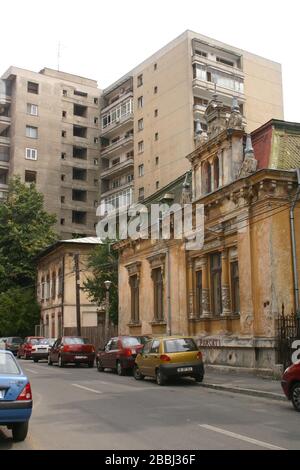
[0,360,299,450]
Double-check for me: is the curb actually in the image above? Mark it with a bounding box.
[199,382,286,401]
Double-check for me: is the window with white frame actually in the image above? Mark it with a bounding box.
[25,148,37,160]
[26,125,38,139]
[138,164,144,177]
[103,187,133,211]
[27,103,38,116]
[102,98,133,129]
[138,118,144,131]
[138,141,144,154]
[137,96,144,109]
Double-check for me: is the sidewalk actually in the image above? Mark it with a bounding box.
[201,369,286,401]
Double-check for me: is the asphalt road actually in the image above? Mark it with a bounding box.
[1,360,299,450]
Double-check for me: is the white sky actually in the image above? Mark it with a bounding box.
[2,0,299,121]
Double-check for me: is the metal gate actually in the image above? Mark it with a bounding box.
[276,314,300,369]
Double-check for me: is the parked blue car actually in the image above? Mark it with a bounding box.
[0,349,32,441]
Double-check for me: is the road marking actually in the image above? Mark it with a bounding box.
[24,368,39,374]
[199,424,286,450]
[71,384,103,394]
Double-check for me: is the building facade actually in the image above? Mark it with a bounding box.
[100,30,284,209]
[116,100,300,373]
[36,237,101,339]
[0,67,101,238]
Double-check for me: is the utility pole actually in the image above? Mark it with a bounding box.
[74,253,81,336]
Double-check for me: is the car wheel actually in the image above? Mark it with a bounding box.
[116,360,125,376]
[47,355,53,366]
[156,369,166,386]
[194,375,203,383]
[58,355,64,368]
[33,359,39,363]
[12,422,29,442]
[133,365,144,381]
[291,382,300,412]
[88,362,94,368]
[97,360,104,372]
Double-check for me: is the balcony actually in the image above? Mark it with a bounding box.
[100,180,134,199]
[101,91,133,115]
[100,157,134,179]
[192,54,244,78]
[101,134,134,157]
[0,79,12,106]
[192,79,245,107]
[0,135,10,146]
[0,115,11,134]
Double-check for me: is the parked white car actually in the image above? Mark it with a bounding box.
[31,338,56,362]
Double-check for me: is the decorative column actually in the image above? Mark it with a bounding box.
[201,256,211,317]
[221,249,232,317]
[188,259,196,320]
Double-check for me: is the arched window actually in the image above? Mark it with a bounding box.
[46,274,50,300]
[202,161,212,194]
[52,272,56,299]
[214,157,219,189]
[41,277,45,301]
[58,268,63,297]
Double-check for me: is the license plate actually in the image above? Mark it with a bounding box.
[75,355,87,359]
[0,390,4,399]
[177,367,193,373]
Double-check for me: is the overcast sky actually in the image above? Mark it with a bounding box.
[2,0,299,121]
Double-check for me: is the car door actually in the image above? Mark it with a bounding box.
[108,338,119,370]
[52,338,61,362]
[101,340,112,368]
[147,339,161,377]
[138,340,153,376]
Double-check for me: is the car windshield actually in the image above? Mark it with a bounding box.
[30,339,40,345]
[10,337,23,344]
[0,352,20,375]
[164,338,198,353]
[38,339,54,345]
[122,337,142,347]
[64,337,89,345]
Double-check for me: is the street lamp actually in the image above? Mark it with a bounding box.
[104,280,112,343]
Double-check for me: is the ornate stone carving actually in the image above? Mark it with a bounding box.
[221,285,231,316]
[201,288,211,317]
[239,134,258,177]
[227,97,244,131]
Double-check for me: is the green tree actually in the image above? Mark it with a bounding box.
[0,177,57,290]
[83,240,118,324]
[0,177,57,336]
[0,288,40,337]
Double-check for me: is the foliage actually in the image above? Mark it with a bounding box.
[83,240,118,324]
[0,287,40,338]
[0,177,57,336]
[0,177,57,290]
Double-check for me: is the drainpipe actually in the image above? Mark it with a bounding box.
[166,248,172,335]
[290,168,300,319]
[61,255,65,335]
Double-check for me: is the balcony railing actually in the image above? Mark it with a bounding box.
[101,134,134,156]
[100,157,134,179]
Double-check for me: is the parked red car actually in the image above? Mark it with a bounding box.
[281,361,300,411]
[17,336,44,360]
[48,337,95,367]
[96,335,151,376]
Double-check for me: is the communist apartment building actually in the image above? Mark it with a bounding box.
[0,67,101,238]
[0,30,284,235]
[99,30,284,212]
